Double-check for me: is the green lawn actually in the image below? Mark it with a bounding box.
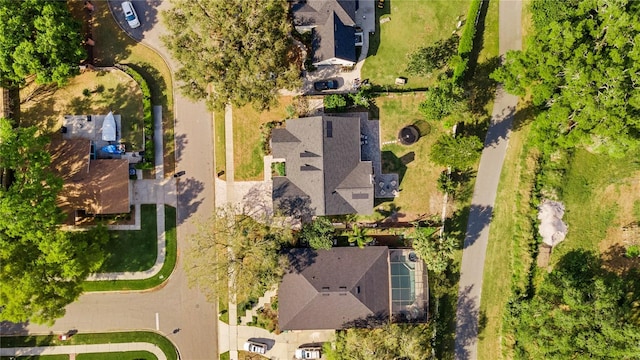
[70,0,175,175]
[0,356,68,360]
[375,93,445,219]
[552,149,640,263]
[233,97,294,180]
[1,332,177,360]
[215,109,226,180]
[83,206,177,292]
[99,205,157,272]
[362,0,471,89]
[76,351,157,360]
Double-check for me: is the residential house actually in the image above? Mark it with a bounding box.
[291,0,362,67]
[279,247,391,330]
[49,138,130,224]
[271,115,374,216]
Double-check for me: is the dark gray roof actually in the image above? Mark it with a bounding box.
[313,13,357,64]
[291,0,356,27]
[291,0,357,64]
[279,247,390,330]
[271,115,373,216]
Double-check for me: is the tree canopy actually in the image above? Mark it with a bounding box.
[0,0,85,87]
[162,0,301,110]
[507,250,640,359]
[324,323,433,360]
[0,118,107,325]
[300,217,334,250]
[185,205,292,305]
[419,80,466,122]
[411,225,456,275]
[492,0,640,156]
[430,134,483,170]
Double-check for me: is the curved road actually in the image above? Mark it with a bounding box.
[9,2,219,359]
[454,1,522,359]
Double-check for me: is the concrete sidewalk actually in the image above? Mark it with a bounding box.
[0,342,167,360]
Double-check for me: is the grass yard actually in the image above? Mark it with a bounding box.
[477,109,538,360]
[69,0,175,175]
[20,70,144,150]
[363,0,471,89]
[233,97,294,180]
[76,351,157,360]
[375,93,446,219]
[552,149,640,268]
[0,331,177,360]
[0,356,68,360]
[83,206,177,292]
[98,205,157,273]
[215,109,226,180]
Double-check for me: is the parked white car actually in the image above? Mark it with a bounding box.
[295,347,322,359]
[122,1,140,28]
[243,341,267,354]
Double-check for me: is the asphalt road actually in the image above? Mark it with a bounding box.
[5,2,219,359]
[454,1,522,359]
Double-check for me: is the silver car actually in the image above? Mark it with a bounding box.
[243,341,267,354]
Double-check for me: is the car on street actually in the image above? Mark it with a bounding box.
[314,79,339,91]
[243,341,268,354]
[122,1,141,29]
[295,346,322,359]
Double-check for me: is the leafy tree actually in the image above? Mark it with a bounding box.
[347,224,373,248]
[324,323,433,360]
[419,80,466,121]
[162,0,300,110]
[406,34,459,75]
[411,225,456,274]
[324,94,348,111]
[0,0,85,88]
[185,205,292,305]
[0,118,108,325]
[507,250,640,359]
[492,0,640,156]
[430,134,483,170]
[300,216,334,250]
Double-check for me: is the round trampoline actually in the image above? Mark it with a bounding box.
[398,125,420,145]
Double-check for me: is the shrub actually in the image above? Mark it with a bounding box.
[626,245,640,258]
[82,88,91,97]
[324,94,348,111]
[430,134,483,170]
[419,80,465,121]
[94,84,105,93]
[452,0,482,83]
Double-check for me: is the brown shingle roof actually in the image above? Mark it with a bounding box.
[279,247,390,330]
[49,139,130,219]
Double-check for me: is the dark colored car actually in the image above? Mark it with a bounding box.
[314,79,339,91]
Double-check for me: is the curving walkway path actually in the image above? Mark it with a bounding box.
[454,1,522,359]
[1,342,167,360]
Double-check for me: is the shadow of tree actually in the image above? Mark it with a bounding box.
[381,150,409,184]
[461,204,494,249]
[286,248,319,274]
[0,320,29,336]
[176,176,204,225]
[454,284,487,360]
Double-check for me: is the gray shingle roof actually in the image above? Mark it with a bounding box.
[271,115,373,216]
[279,247,391,330]
[291,0,357,64]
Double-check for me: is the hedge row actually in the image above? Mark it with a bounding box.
[452,0,483,83]
[115,64,155,170]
